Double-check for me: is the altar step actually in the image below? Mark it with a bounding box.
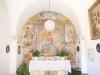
[9,73,89,75]
[10,74,89,75]
[82,73,89,75]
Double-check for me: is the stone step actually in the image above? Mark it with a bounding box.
[82,73,89,75]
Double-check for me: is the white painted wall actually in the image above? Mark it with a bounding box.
[2,0,100,75]
[0,0,10,75]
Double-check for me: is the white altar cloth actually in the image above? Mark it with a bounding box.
[29,60,71,75]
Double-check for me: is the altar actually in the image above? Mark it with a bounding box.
[29,60,71,75]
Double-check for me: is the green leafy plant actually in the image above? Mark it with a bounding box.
[16,63,29,75]
[57,48,69,57]
[59,50,66,57]
[69,68,81,75]
[58,50,69,57]
[33,50,40,57]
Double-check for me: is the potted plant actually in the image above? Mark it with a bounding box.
[33,50,40,57]
[59,50,66,57]
[58,48,69,60]
[32,50,40,60]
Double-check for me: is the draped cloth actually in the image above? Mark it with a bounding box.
[29,60,71,75]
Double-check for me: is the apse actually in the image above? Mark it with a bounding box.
[17,11,80,69]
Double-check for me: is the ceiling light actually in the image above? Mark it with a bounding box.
[44,20,55,31]
[44,0,55,31]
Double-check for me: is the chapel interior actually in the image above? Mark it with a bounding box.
[0,0,100,75]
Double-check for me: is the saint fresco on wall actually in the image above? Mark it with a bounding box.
[21,25,35,48]
[65,25,77,48]
[89,0,100,40]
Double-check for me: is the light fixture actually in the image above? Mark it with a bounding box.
[44,19,55,31]
[44,0,55,31]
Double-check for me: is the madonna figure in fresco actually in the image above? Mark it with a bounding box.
[42,32,58,56]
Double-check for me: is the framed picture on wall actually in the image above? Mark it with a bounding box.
[6,45,10,53]
[88,0,100,40]
[18,45,21,54]
[96,43,100,53]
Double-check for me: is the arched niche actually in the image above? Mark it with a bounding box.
[16,0,81,38]
[20,11,78,50]
[16,0,81,70]
[18,11,80,69]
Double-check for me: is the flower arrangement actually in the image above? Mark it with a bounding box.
[58,48,69,57]
[32,50,40,57]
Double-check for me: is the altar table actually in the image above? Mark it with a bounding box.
[29,60,71,75]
